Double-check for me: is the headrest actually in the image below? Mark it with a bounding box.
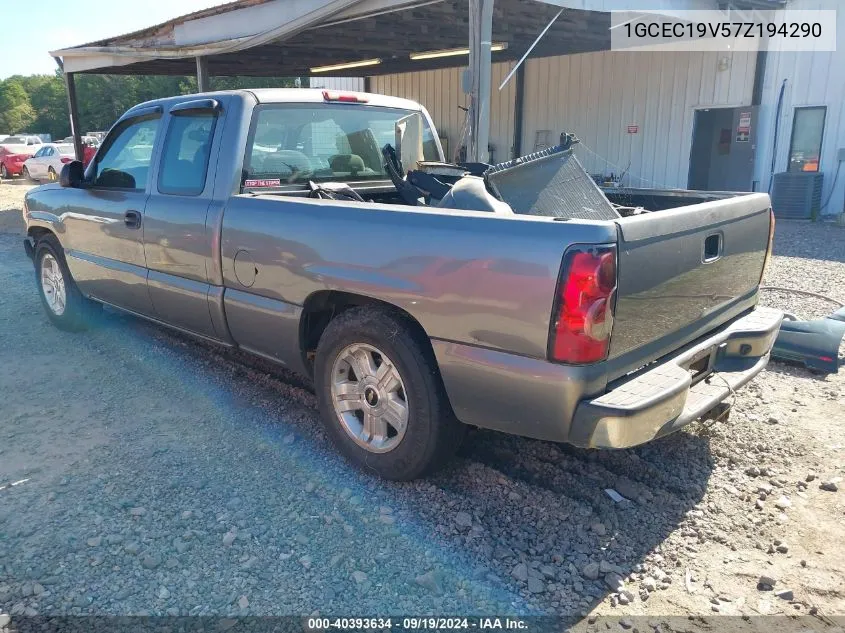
[330,154,366,175]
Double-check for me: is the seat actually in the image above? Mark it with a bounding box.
[261,150,313,179]
[436,176,513,214]
[329,153,366,177]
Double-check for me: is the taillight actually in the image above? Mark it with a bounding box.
[322,90,368,103]
[549,245,617,364]
[760,208,776,283]
[60,157,72,164]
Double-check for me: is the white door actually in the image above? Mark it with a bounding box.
[27,147,47,178]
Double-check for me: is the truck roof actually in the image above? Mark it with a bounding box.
[127,88,424,117]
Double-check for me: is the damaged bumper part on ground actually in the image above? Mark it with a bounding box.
[772,307,845,374]
[571,307,783,449]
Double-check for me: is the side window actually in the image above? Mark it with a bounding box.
[33,148,46,158]
[158,112,217,196]
[94,115,161,190]
[45,148,55,157]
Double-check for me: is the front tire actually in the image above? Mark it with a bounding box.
[22,166,32,182]
[35,235,100,331]
[314,306,465,480]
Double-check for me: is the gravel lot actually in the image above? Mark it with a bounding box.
[1,183,844,624]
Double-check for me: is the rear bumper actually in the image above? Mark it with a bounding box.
[432,306,782,448]
[570,306,783,448]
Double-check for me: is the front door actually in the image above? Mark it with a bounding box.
[62,111,162,316]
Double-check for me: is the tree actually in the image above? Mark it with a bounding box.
[0,79,36,133]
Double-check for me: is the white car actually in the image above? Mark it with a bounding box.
[22,143,75,182]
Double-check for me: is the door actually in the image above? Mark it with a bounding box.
[61,110,163,316]
[28,147,48,179]
[688,106,758,192]
[143,99,223,338]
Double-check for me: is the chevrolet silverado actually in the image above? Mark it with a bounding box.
[23,89,782,480]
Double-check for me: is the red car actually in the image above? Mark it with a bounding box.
[0,136,41,178]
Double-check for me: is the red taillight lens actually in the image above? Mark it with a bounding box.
[760,208,775,283]
[60,157,72,164]
[322,90,368,103]
[549,246,617,364]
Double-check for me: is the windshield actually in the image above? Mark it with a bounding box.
[243,104,439,189]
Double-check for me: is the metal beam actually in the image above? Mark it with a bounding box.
[511,62,525,158]
[196,56,210,92]
[64,71,84,162]
[466,0,493,163]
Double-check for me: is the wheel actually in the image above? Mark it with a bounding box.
[34,234,100,331]
[0,164,8,179]
[47,167,57,182]
[314,306,466,480]
[22,166,32,182]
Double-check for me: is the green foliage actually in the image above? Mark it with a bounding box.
[0,79,36,133]
[0,72,300,139]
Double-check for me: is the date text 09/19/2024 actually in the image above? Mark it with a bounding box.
[305,617,529,630]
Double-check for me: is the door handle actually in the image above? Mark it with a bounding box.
[124,210,142,229]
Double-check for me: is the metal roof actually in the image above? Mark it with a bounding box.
[51,0,716,76]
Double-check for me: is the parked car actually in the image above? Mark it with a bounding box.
[59,137,99,167]
[22,90,781,480]
[22,143,76,182]
[0,135,43,178]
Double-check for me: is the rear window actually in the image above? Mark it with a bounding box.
[56,144,75,156]
[243,104,438,190]
[2,137,25,145]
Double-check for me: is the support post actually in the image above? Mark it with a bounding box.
[64,71,84,162]
[196,56,210,92]
[511,62,525,158]
[467,0,493,163]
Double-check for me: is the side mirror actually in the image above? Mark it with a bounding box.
[59,160,84,188]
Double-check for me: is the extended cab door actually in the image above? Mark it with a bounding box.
[143,99,224,339]
[61,108,162,316]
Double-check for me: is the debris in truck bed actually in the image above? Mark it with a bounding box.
[485,141,620,220]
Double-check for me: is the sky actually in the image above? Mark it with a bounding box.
[0,0,231,79]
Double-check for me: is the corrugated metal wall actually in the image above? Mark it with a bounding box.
[753,0,845,217]
[370,62,516,163]
[523,50,757,189]
[367,50,755,185]
[309,77,366,91]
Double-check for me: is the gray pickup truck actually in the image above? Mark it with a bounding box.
[23,89,782,480]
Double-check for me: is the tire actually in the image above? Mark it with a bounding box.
[314,306,466,480]
[47,167,57,182]
[22,166,32,182]
[34,234,100,331]
[0,164,8,179]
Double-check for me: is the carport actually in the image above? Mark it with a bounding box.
[50,0,621,163]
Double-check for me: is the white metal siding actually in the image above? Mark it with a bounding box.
[754,0,845,217]
[522,49,757,189]
[309,76,365,91]
[370,62,517,162]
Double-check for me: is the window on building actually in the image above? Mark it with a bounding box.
[788,106,826,173]
[158,112,217,196]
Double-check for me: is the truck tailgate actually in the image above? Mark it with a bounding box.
[609,192,772,371]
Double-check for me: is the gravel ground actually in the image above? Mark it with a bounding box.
[1,183,844,625]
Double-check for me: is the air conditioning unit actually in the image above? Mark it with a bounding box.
[771,171,824,219]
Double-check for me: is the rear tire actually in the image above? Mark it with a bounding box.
[0,164,8,179]
[47,167,57,182]
[314,306,465,480]
[34,234,100,331]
